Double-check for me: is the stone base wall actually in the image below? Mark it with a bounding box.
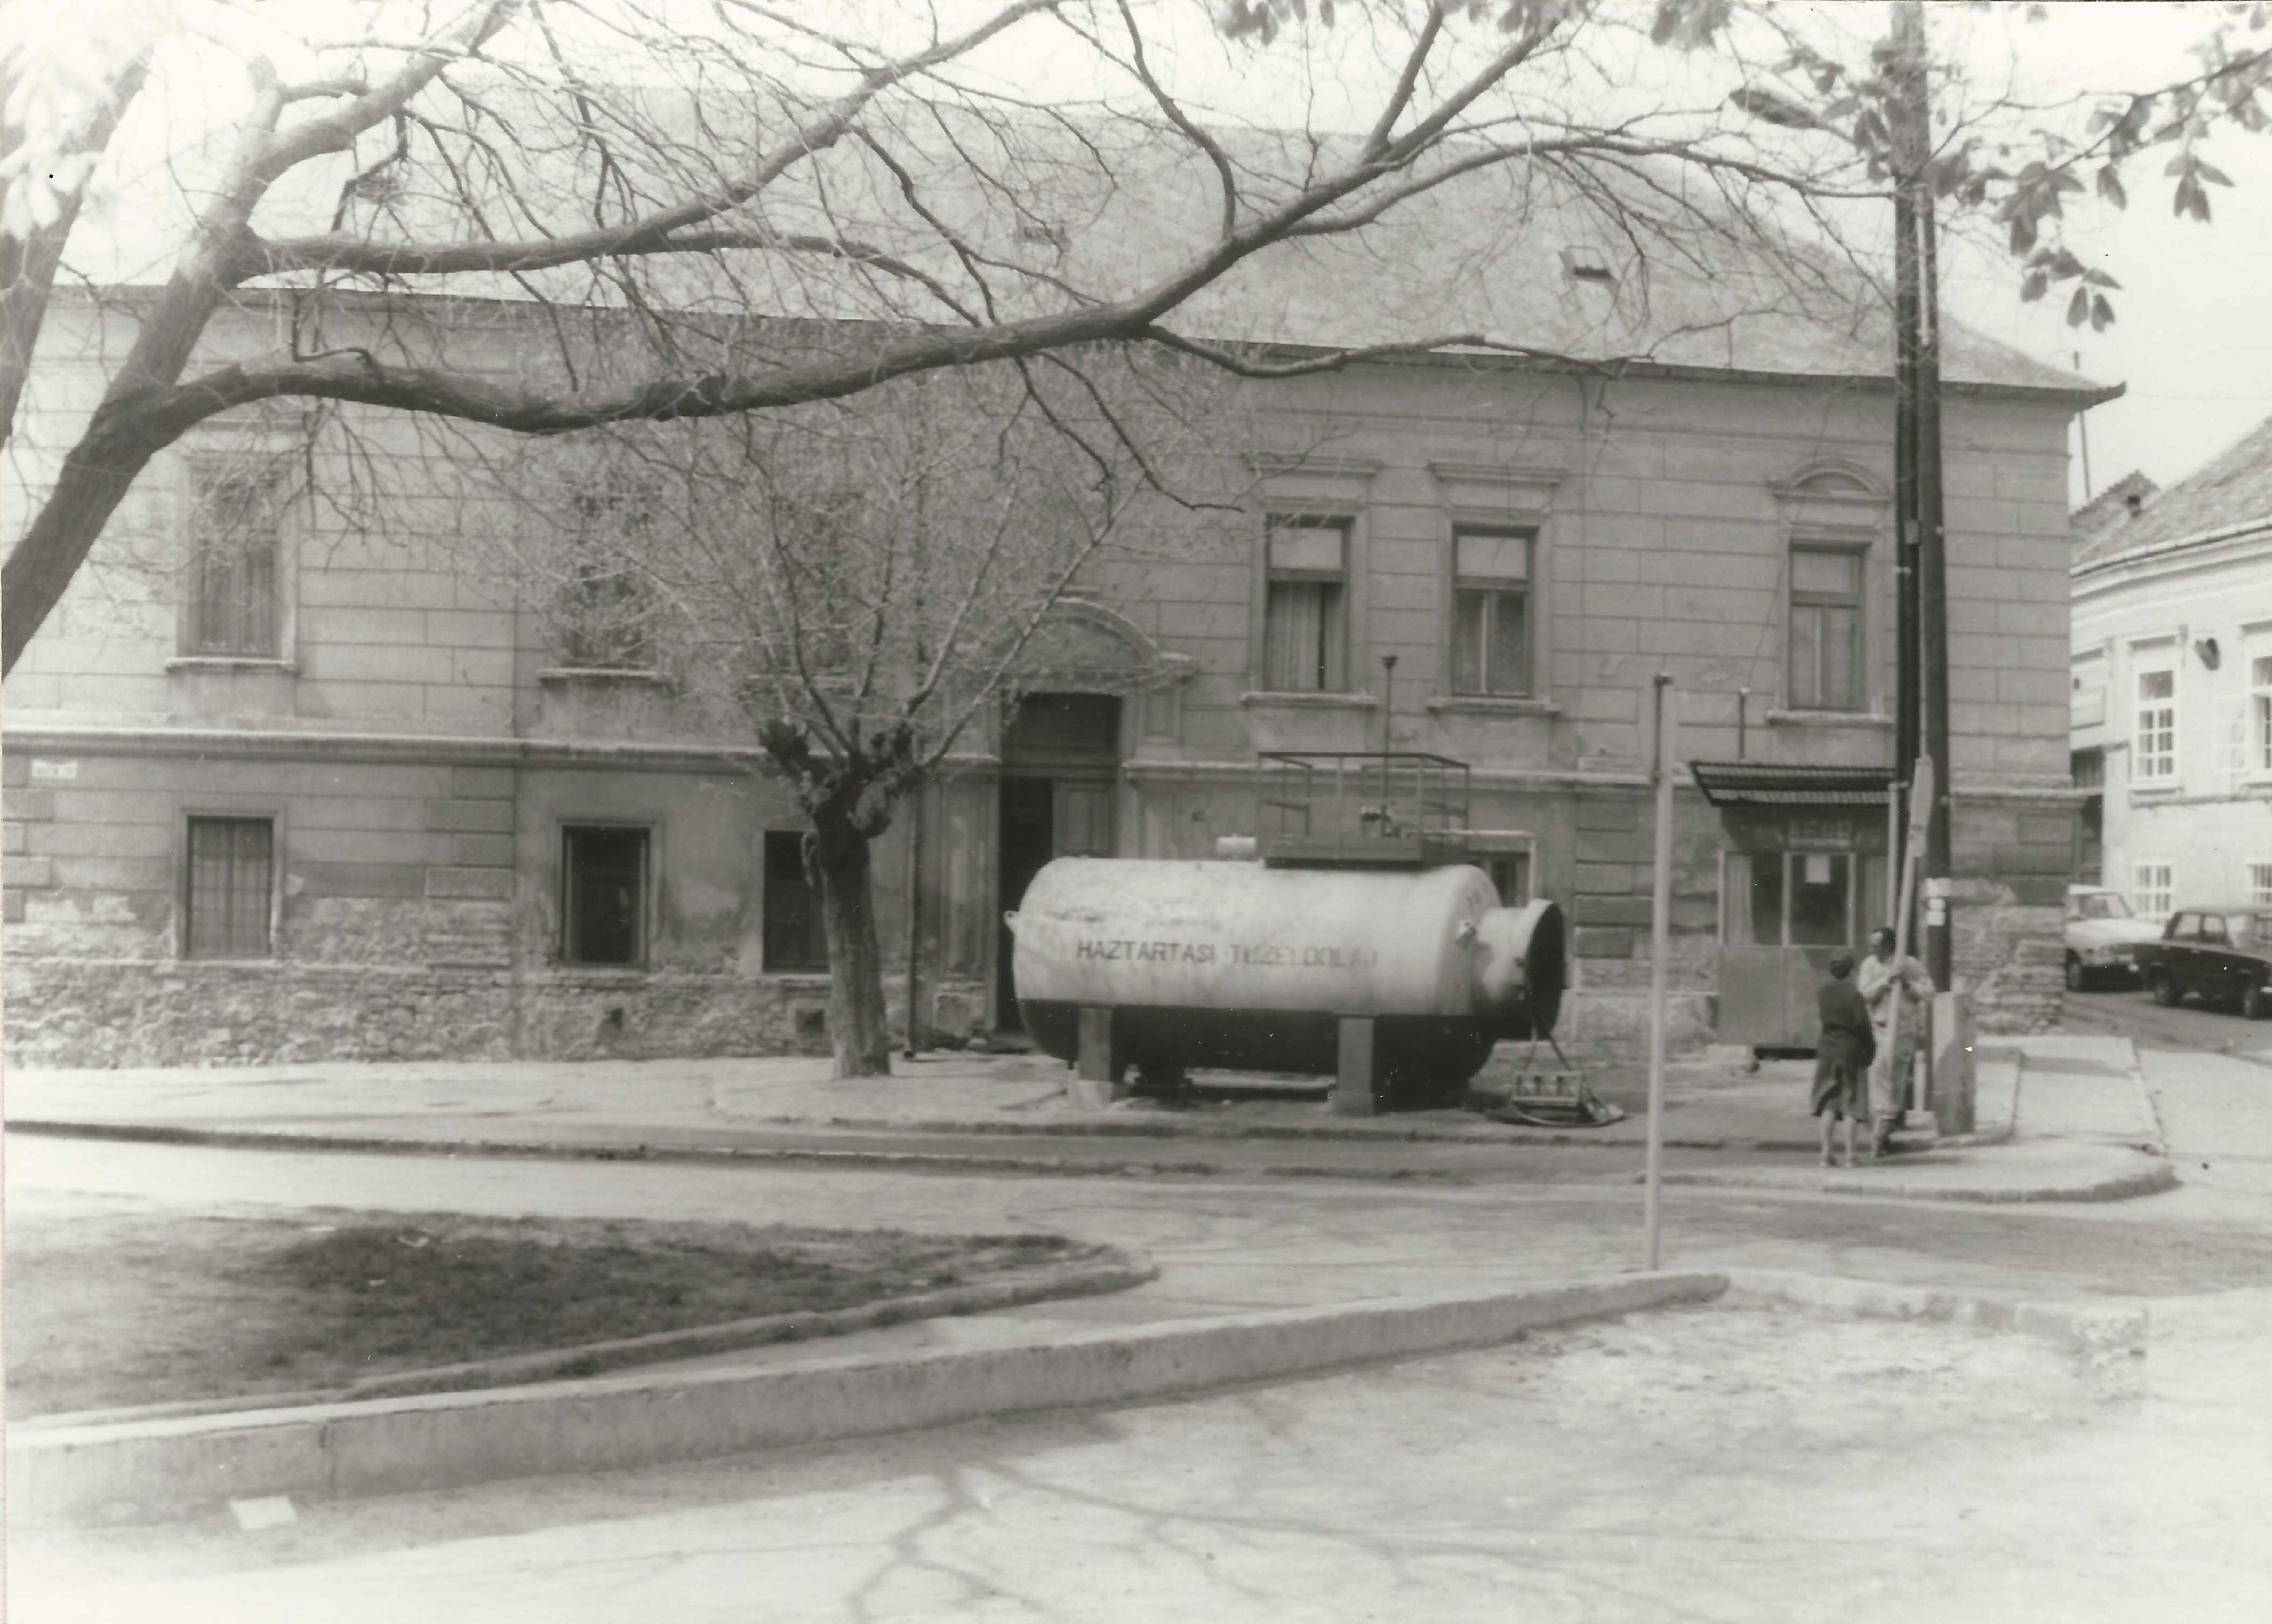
[1949,892,2064,1035]
[2,958,986,1070]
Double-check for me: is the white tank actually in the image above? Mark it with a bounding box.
[1006,858,1564,1101]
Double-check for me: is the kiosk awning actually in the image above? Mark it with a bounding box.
[1687,762,1894,809]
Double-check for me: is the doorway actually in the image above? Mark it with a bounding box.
[996,695,1121,1027]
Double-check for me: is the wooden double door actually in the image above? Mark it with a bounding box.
[996,775,1116,1026]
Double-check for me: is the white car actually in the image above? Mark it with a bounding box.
[2065,886,2163,990]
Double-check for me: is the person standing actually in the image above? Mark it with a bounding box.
[1812,952,1876,1168]
[1857,926,1935,1155]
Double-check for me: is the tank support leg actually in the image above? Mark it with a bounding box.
[1070,1005,1126,1109]
[1334,1016,1378,1117]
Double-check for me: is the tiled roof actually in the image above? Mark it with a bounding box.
[2069,471,2156,542]
[2074,412,2272,569]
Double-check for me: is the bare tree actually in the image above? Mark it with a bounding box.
[2,0,1898,675]
[494,349,1232,1072]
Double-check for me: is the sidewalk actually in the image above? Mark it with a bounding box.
[5,1032,2173,1202]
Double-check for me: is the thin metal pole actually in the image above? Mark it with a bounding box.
[904,785,925,1058]
[1644,673,1674,1272]
[2074,350,2094,500]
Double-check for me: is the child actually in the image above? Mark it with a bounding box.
[1811,952,1877,1168]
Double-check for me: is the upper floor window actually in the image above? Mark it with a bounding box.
[1787,544,1864,710]
[559,563,658,671]
[1262,515,1349,693]
[2134,666,2178,783]
[2252,653,2272,773]
[1450,529,1532,697]
[184,816,273,959]
[185,465,282,657]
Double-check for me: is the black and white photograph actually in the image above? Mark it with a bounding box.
[4,1,2270,1617]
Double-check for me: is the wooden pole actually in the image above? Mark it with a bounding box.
[1644,673,1675,1271]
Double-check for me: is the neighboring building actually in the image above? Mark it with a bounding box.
[2070,470,2157,549]
[2070,416,2272,918]
[5,187,2107,1068]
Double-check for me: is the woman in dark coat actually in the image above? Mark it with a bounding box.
[1812,952,1877,1168]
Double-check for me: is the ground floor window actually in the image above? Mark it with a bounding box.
[1721,849,1888,948]
[184,816,273,959]
[562,824,648,966]
[2131,861,2174,923]
[763,829,828,970]
[1485,851,1532,906]
[2249,862,2272,909]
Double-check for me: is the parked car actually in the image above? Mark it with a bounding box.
[2064,885,2163,990]
[2132,907,2272,1019]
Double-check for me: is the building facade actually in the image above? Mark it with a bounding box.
[2070,415,2272,921]
[5,285,2101,1069]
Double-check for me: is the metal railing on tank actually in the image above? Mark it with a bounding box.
[1255,750,1472,869]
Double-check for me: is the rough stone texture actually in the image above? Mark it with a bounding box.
[1,957,993,1070]
[1951,896,2065,1036]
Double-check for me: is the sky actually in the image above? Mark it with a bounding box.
[1898,2,2272,502]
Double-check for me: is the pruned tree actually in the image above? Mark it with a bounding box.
[495,350,1232,1073]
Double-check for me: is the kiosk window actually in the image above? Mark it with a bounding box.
[1723,850,1858,947]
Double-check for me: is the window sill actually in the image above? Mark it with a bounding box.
[537,667,675,689]
[2128,782,2183,799]
[766,967,831,979]
[549,963,652,980]
[166,657,297,675]
[1428,696,1561,718]
[1240,691,1377,710]
[1765,708,1894,729]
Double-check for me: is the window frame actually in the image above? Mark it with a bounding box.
[2132,861,2175,924]
[2248,863,2272,909]
[2132,656,2179,786]
[179,451,293,662]
[1259,512,1353,694]
[1448,526,1535,699]
[762,828,830,972]
[1785,539,1869,713]
[2250,649,2272,776]
[559,822,653,969]
[179,811,279,961]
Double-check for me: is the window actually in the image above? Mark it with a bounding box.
[1485,851,1531,906]
[1788,545,1864,710]
[562,825,648,965]
[184,817,273,959]
[2249,863,2272,908]
[185,466,281,657]
[1451,529,1532,696]
[2132,861,2174,922]
[1262,516,1349,692]
[763,830,828,970]
[2253,655,2272,773]
[2199,914,2232,946]
[2134,666,2177,783]
[559,564,658,671]
[1721,850,1861,947]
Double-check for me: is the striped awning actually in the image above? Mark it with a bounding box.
[1687,761,1895,809]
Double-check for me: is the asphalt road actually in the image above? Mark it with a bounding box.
[2063,984,2272,1207]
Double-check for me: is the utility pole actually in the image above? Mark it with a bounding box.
[1643,673,1674,1272]
[1890,0,1953,989]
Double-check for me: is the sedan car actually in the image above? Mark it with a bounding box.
[2133,907,2272,1019]
[2064,885,2163,990]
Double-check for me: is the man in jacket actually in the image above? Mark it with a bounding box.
[1857,926,1936,1154]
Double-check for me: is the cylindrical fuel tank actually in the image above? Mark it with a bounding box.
[1007,859,1565,1104]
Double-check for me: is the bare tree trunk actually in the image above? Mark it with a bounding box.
[807,808,894,1077]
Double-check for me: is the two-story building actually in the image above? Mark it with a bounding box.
[5,191,2107,1069]
[2070,414,2272,924]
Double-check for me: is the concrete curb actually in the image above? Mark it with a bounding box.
[19,1256,1160,1428]
[8,1272,1728,1527]
[1723,1268,2149,1356]
[4,1121,1487,1183]
[1658,1157,2179,1203]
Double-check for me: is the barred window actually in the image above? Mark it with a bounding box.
[185,468,281,657]
[562,825,648,966]
[184,817,273,959]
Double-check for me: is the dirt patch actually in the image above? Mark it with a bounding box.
[4,1205,1115,1418]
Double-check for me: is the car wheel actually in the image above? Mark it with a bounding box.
[2065,953,2089,993]
[2149,969,2182,1008]
[2245,985,2272,1022]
